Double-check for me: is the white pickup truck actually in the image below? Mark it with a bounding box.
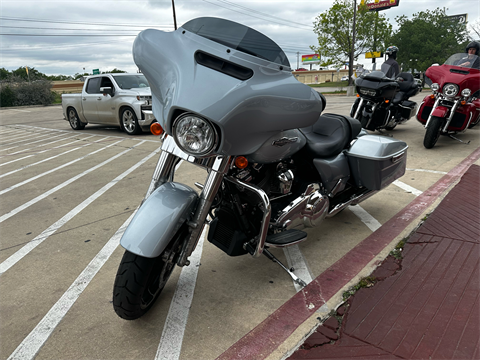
[61,73,156,135]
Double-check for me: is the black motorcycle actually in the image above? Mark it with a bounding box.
[350,69,420,131]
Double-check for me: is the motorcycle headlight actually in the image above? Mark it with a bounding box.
[172,114,217,156]
[461,88,471,97]
[443,83,459,97]
[431,83,440,91]
[359,88,376,96]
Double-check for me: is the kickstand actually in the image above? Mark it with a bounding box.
[262,248,308,288]
[449,134,470,144]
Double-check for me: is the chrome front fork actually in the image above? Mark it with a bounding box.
[148,136,232,267]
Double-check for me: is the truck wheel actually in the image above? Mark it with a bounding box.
[121,108,141,135]
[112,224,187,320]
[423,116,444,149]
[68,108,85,130]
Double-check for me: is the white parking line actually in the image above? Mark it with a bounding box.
[0,148,160,275]
[0,141,145,223]
[1,134,78,156]
[0,139,125,195]
[0,133,61,152]
[155,229,206,360]
[9,109,31,113]
[406,167,448,174]
[393,180,423,196]
[6,211,136,360]
[348,205,382,232]
[0,142,94,179]
[0,135,96,167]
[284,245,314,292]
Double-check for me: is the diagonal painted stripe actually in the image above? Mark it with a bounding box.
[284,245,314,292]
[0,141,146,223]
[155,229,207,360]
[6,211,136,360]
[0,139,125,195]
[393,180,423,196]
[0,133,65,152]
[349,205,382,232]
[0,135,96,167]
[0,148,160,275]
[406,168,448,175]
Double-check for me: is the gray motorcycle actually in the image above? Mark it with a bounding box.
[113,17,408,320]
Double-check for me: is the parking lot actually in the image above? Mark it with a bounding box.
[1,94,479,360]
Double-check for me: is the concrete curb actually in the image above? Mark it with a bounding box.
[216,145,480,360]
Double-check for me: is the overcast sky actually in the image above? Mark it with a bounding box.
[0,0,479,77]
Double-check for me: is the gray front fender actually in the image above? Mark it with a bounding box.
[120,182,198,258]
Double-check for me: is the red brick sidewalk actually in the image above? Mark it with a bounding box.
[287,164,480,360]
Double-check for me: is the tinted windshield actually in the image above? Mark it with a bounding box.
[444,53,480,69]
[112,74,149,89]
[182,17,290,67]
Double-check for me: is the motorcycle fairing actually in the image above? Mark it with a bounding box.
[431,106,450,118]
[120,182,198,258]
[133,17,324,157]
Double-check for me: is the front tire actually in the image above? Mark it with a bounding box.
[113,226,186,320]
[423,116,444,149]
[121,108,141,135]
[68,108,85,130]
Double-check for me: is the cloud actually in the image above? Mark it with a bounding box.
[0,0,478,76]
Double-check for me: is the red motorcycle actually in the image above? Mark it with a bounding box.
[416,53,480,148]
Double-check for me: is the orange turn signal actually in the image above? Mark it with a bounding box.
[430,94,435,99]
[461,100,466,105]
[234,156,248,169]
[150,122,164,136]
[385,100,389,103]
[356,94,360,97]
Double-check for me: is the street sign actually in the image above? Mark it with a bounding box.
[361,0,400,11]
[365,51,383,58]
[302,54,321,64]
[92,69,100,75]
[447,14,468,24]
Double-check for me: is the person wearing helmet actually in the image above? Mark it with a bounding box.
[456,42,480,68]
[381,45,400,79]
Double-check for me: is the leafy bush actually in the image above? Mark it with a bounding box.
[0,77,55,107]
[0,85,16,107]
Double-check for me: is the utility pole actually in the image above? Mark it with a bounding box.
[172,0,177,30]
[347,0,357,93]
[297,52,300,70]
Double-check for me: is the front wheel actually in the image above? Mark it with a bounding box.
[113,226,186,320]
[121,108,141,135]
[423,116,444,149]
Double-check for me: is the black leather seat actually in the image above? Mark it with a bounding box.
[393,72,417,104]
[299,113,361,158]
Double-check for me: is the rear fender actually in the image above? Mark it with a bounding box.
[120,182,198,258]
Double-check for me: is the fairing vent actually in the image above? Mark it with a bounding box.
[195,51,254,80]
[450,69,470,75]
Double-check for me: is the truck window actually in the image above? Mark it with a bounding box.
[100,77,114,89]
[86,78,101,94]
[112,74,149,89]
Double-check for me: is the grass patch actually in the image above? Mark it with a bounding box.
[308,81,349,88]
[342,276,377,301]
[389,238,406,260]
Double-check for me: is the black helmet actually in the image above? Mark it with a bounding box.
[465,41,480,55]
[385,45,398,59]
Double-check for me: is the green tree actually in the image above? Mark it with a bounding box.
[391,8,468,72]
[0,67,10,81]
[312,0,392,84]
[12,66,44,81]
